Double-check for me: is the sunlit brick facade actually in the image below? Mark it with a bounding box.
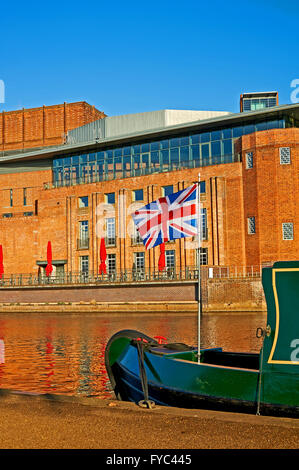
[0,103,298,277]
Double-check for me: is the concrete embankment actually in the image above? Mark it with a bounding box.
[0,390,298,449]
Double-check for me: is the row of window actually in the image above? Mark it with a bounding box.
[78,182,206,208]
[78,208,208,248]
[79,248,208,273]
[248,217,294,240]
[52,118,286,187]
[245,147,292,169]
[3,188,29,208]
[2,211,33,218]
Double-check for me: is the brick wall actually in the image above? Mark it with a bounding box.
[0,102,105,151]
[206,277,266,311]
[0,282,197,304]
[241,128,299,265]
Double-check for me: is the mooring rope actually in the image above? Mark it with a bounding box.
[136,341,155,409]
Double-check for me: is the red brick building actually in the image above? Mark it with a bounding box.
[0,103,298,279]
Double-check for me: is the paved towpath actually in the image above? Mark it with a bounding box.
[0,390,298,450]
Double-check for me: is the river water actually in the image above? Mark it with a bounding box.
[0,311,266,399]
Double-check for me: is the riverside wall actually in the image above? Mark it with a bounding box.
[0,277,267,313]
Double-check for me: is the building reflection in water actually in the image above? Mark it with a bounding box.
[0,312,265,398]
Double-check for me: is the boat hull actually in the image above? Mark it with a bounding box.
[105,329,261,414]
[105,329,299,417]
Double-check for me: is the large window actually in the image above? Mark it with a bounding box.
[107,254,116,273]
[78,221,89,249]
[80,255,89,273]
[106,217,116,246]
[165,250,175,269]
[134,252,145,272]
[196,248,208,265]
[52,118,286,187]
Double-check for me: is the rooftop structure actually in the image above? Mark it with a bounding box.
[240,91,279,112]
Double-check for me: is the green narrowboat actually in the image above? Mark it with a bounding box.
[105,261,299,416]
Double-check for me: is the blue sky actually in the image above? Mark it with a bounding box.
[1,0,298,116]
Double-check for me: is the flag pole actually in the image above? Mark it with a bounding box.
[197,173,201,363]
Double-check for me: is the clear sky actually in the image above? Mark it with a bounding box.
[1,0,298,116]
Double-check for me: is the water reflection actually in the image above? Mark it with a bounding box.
[0,312,266,398]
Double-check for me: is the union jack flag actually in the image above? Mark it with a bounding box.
[132,183,198,250]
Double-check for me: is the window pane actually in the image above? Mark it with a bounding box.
[211,141,221,157]
[105,193,115,204]
[161,150,169,165]
[201,144,210,159]
[170,148,179,163]
[123,146,131,156]
[169,138,180,148]
[180,136,189,146]
[166,250,175,268]
[150,141,160,151]
[78,196,88,208]
[142,154,149,165]
[191,145,199,160]
[134,189,144,201]
[211,130,221,141]
[190,134,200,144]
[133,145,140,154]
[243,124,255,135]
[150,151,159,163]
[223,139,233,156]
[163,185,173,196]
[222,128,232,139]
[256,122,267,131]
[232,126,243,138]
[180,146,189,162]
[107,254,116,273]
[199,181,206,193]
[80,154,88,164]
[200,132,210,143]
[141,143,150,153]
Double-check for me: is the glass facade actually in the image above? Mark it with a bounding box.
[52,118,286,187]
[243,98,277,111]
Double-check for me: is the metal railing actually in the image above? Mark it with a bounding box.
[209,264,274,278]
[0,264,272,288]
[0,267,201,287]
